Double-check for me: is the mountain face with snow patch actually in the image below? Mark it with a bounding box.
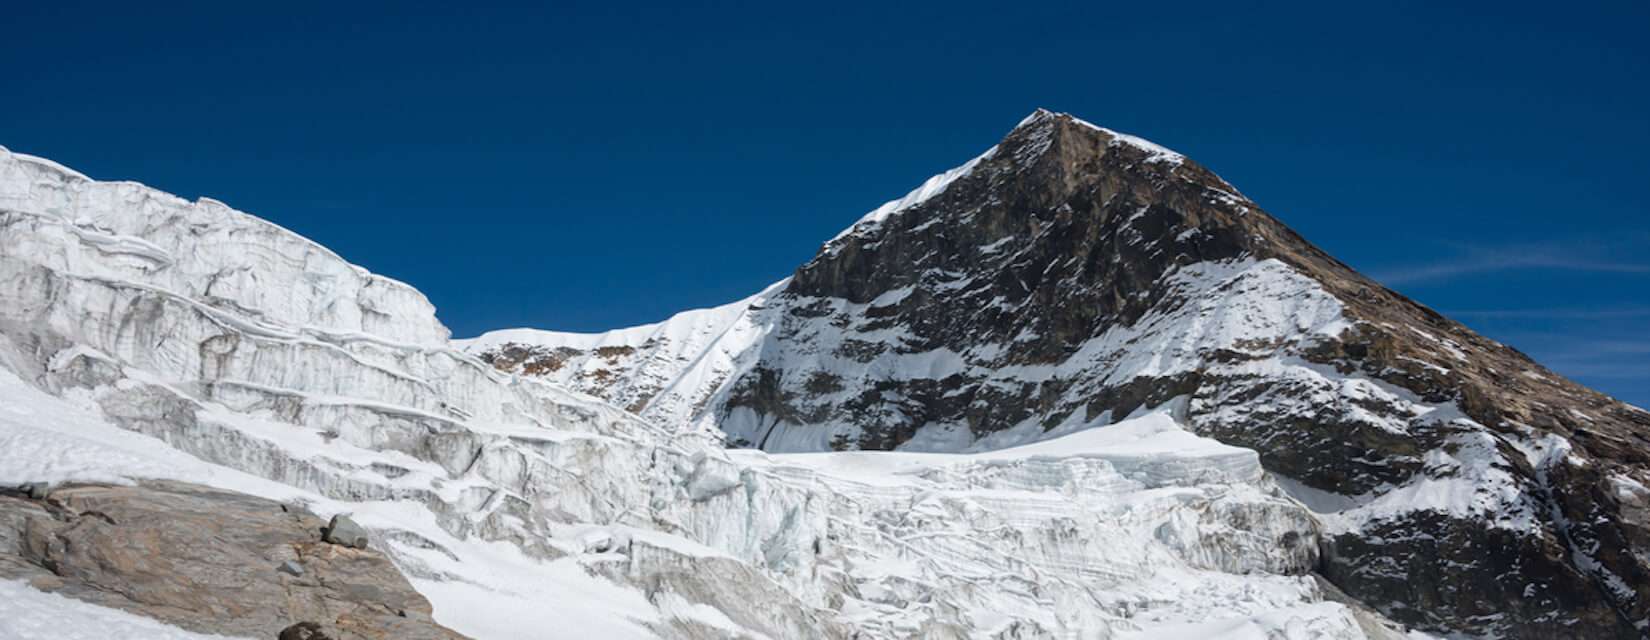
[466,110,1650,638]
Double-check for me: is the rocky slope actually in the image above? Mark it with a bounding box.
[0,481,464,639]
[466,110,1650,638]
[0,140,1409,639]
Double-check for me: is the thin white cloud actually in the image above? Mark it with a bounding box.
[1533,359,1650,379]
[1374,245,1650,285]
[1446,307,1650,320]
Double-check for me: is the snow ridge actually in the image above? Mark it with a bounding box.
[827,145,1000,246]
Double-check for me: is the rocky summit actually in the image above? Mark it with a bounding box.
[0,109,1645,639]
[466,110,1650,638]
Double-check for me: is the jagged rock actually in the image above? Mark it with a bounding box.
[325,514,370,550]
[281,621,336,640]
[18,482,50,500]
[0,480,465,640]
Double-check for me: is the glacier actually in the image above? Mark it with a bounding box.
[0,144,1420,639]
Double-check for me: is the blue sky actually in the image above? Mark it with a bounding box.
[4,2,1646,406]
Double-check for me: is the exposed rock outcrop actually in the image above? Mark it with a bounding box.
[0,480,465,640]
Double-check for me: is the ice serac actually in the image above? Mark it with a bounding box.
[468,110,1650,638]
[0,143,1391,639]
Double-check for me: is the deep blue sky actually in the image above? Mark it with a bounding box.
[4,2,1646,406]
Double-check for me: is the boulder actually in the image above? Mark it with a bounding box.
[324,514,370,550]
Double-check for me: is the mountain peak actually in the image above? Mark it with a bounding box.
[1011,107,1061,129]
[824,109,1197,253]
[1004,108,1186,167]
[452,108,1650,636]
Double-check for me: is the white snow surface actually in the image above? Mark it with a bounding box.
[0,145,1407,638]
[0,579,252,640]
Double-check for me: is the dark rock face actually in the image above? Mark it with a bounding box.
[475,341,658,412]
[1323,512,1626,637]
[474,110,1650,637]
[0,481,465,640]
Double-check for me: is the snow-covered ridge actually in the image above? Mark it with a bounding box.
[827,145,1000,245]
[1062,112,1186,165]
[0,145,449,347]
[1012,108,1186,165]
[455,279,783,354]
[456,279,787,422]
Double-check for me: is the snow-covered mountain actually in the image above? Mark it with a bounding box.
[0,132,1420,638]
[465,110,1650,638]
[3,109,1646,639]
